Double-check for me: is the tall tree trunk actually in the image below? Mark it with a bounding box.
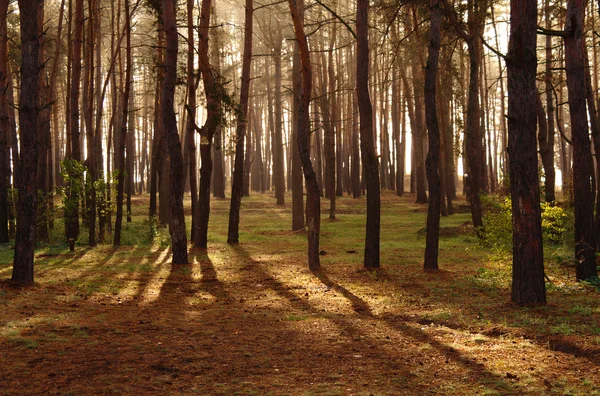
[357,0,380,269]
[424,0,441,271]
[228,0,253,244]
[508,0,546,305]
[194,0,221,249]
[84,0,97,246]
[12,0,39,284]
[541,0,556,202]
[0,0,10,244]
[288,0,320,269]
[162,0,188,263]
[442,0,486,234]
[113,0,132,247]
[66,0,84,243]
[149,29,164,219]
[272,23,285,205]
[36,1,50,243]
[565,0,597,280]
[186,0,198,238]
[291,33,305,231]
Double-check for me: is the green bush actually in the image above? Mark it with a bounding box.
[481,196,569,255]
[541,202,568,244]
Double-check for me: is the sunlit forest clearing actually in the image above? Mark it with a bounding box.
[4,0,600,392]
[1,192,600,395]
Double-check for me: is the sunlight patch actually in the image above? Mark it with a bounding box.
[137,248,171,305]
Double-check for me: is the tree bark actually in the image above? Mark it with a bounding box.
[357,0,380,269]
[194,0,221,249]
[507,0,546,305]
[186,0,198,239]
[288,0,320,269]
[0,0,10,243]
[12,0,39,284]
[228,0,253,244]
[424,0,442,271]
[162,0,188,263]
[291,33,305,231]
[113,0,132,247]
[565,0,597,280]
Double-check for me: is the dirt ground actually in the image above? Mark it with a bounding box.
[1,193,599,395]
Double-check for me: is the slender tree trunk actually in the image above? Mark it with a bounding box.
[228,0,253,244]
[288,0,320,269]
[12,0,39,284]
[84,0,97,246]
[194,0,221,249]
[541,0,556,202]
[272,24,285,205]
[508,0,546,305]
[357,0,380,269]
[113,0,132,247]
[0,0,10,243]
[424,0,441,271]
[162,0,188,263]
[291,34,305,231]
[185,0,198,239]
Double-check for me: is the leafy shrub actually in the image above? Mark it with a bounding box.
[540,202,568,244]
[481,196,570,255]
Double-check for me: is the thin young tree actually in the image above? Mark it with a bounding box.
[507,0,546,304]
[288,0,320,269]
[424,0,442,271]
[12,0,39,284]
[357,0,380,269]
[228,0,253,244]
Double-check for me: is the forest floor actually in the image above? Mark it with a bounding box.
[1,192,600,395]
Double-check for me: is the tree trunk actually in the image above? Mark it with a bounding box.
[357,0,380,269]
[272,23,285,205]
[565,0,597,280]
[186,0,198,239]
[194,0,221,249]
[507,0,546,305]
[113,0,132,247]
[291,36,305,231]
[0,0,10,243]
[288,0,320,269]
[424,0,441,271]
[66,0,84,243]
[228,0,253,244]
[12,0,39,284]
[162,0,188,263]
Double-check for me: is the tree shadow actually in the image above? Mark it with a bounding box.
[230,244,516,394]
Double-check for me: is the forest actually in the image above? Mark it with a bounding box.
[1,0,600,394]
